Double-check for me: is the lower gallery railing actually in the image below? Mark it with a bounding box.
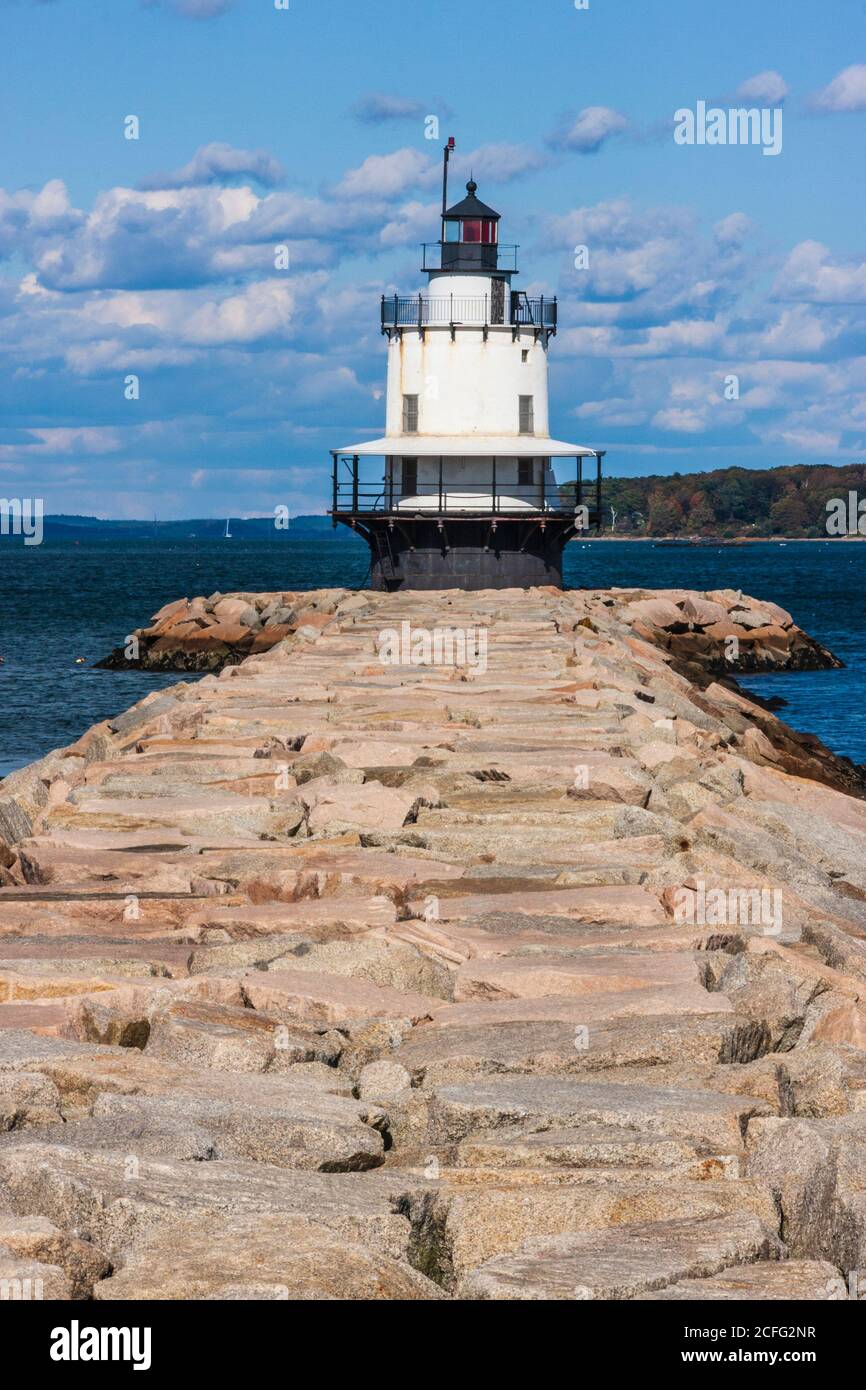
[330,454,605,523]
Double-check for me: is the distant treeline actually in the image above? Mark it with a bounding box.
[592,463,866,537]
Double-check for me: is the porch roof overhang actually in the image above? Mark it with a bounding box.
[333,435,599,458]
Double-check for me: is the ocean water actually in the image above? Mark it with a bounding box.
[0,537,864,779]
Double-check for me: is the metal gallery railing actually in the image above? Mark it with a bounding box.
[329,452,605,520]
[381,292,557,333]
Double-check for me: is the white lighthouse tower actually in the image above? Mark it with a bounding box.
[331,138,604,589]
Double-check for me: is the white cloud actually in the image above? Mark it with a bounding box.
[641,319,728,355]
[333,148,434,199]
[0,426,122,458]
[547,198,747,333]
[351,93,427,123]
[573,397,648,427]
[379,200,439,248]
[15,178,381,293]
[735,70,789,105]
[775,241,866,304]
[651,407,708,433]
[0,179,82,258]
[451,143,548,183]
[79,275,326,347]
[549,107,629,154]
[142,0,234,17]
[757,424,842,453]
[578,240,683,297]
[233,189,381,241]
[561,322,728,360]
[139,143,284,190]
[714,212,753,248]
[756,305,841,355]
[181,280,299,345]
[546,197,691,253]
[31,184,240,291]
[810,64,866,113]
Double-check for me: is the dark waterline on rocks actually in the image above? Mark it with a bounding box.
[0,536,864,778]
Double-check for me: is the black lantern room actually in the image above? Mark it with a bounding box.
[441,179,501,272]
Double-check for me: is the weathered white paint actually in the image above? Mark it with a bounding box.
[385,326,549,438]
[388,456,568,510]
[426,273,504,296]
[397,492,539,512]
[423,272,511,310]
[337,435,594,457]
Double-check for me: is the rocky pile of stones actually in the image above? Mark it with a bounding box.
[95,590,355,671]
[96,585,839,680]
[1,585,865,1300]
[616,588,841,682]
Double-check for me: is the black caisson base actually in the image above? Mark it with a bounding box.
[347,516,575,591]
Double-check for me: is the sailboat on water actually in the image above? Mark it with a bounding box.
[223,518,232,539]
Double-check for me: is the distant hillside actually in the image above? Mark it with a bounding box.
[595,463,866,538]
[28,514,361,541]
[6,463,866,541]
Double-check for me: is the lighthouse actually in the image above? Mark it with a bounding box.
[331,138,604,589]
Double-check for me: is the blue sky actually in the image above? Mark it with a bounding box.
[1,0,865,517]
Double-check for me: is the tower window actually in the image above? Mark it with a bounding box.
[402,458,418,495]
[518,459,534,487]
[519,395,535,434]
[402,394,419,433]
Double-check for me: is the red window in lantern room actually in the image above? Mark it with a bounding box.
[461,219,498,244]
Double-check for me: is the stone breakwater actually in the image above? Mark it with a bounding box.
[0,586,865,1301]
[97,583,842,679]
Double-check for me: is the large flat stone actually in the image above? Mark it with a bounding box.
[459,1212,781,1299]
[28,1049,386,1170]
[405,1176,777,1286]
[430,1078,772,1150]
[241,969,447,1024]
[640,1259,847,1300]
[145,999,342,1072]
[94,1212,443,1300]
[0,1143,422,1260]
[452,950,701,1003]
[394,1013,767,1087]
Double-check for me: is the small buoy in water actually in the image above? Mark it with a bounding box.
[73,657,86,664]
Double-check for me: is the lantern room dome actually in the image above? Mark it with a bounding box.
[443,179,501,222]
